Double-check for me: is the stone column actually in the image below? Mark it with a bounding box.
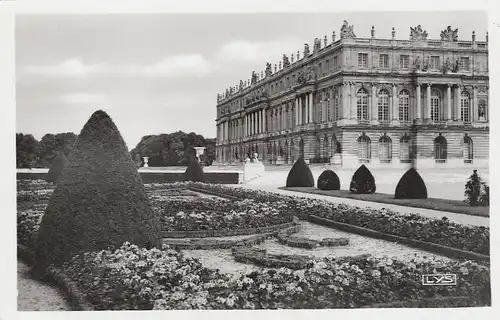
[298,96,303,124]
[260,109,264,132]
[473,86,478,121]
[416,84,421,119]
[350,82,356,120]
[243,116,246,137]
[426,84,431,120]
[371,84,377,120]
[308,93,313,123]
[295,99,299,125]
[253,112,256,135]
[392,84,398,120]
[342,82,349,119]
[446,83,452,121]
[454,85,461,121]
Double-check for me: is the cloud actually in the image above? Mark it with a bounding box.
[216,38,302,64]
[19,54,212,78]
[60,93,110,105]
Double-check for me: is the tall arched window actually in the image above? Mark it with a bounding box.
[461,91,471,122]
[399,90,410,122]
[463,135,473,163]
[331,134,338,155]
[379,135,392,163]
[431,90,441,122]
[378,89,390,121]
[357,134,371,162]
[434,135,447,162]
[357,88,369,120]
[399,135,412,163]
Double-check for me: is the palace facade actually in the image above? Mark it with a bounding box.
[214,22,489,168]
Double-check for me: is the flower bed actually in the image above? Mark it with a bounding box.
[159,198,293,232]
[17,179,54,192]
[60,242,490,310]
[17,207,44,248]
[186,183,490,256]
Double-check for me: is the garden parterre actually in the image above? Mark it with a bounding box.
[16,179,491,309]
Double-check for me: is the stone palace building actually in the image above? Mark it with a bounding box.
[214,22,489,168]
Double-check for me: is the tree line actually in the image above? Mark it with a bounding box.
[16,131,215,168]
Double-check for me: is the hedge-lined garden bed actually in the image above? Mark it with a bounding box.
[181,183,490,256]
[281,187,490,217]
[17,180,491,309]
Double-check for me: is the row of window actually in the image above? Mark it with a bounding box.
[358,53,470,71]
[357,135,474,162]
[356,88,475,122]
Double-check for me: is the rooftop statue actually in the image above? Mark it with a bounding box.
[265,62,272,76]
[340,20,356,38]
[251,71,257,84]
[410,25,428,40]
[283,54,290,68]
[313,38,321,52]
[440,26,458,42]
[303,43,310,57]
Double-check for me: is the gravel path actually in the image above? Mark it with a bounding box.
[17,261,70,311]
[229,184,489,227]
[182,221,453,275]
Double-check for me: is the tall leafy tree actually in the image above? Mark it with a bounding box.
[16,133,39,168]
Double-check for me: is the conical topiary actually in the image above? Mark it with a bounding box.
[349,164,376,194]
[317,169,341,190]
[33,110,162,276]
[46,151,67,183]
[184,156,205,182]
[394,167,428,199]
[286,157,314,187]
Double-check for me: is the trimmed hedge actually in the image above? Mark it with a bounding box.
[395,168,428,199]
[33,110,162,276]
[46,151,68,183]
[286,157,314,187]
[349,165,376,194]
[184,157,205,182]
[317,169,340,190]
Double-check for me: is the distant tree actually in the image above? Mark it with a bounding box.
[130,131,215,167]
[36,132,77,168]
[16,133,39,168]
[465,170,488,206]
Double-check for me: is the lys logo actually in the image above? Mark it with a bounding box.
[422,274,457,286]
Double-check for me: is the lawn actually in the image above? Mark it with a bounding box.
[280,187,489,217]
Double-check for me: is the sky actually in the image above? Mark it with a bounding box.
[15,11,487,149]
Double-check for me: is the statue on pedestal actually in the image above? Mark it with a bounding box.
[414,56,421,70]
[453,59,460,73]
[410,25,428,40]
[444,58,452,72]
[303,43,310,57]
[313,38,321,52]
[251,71,257,84]
[422,56,430,71]
[265,62,272,76]
[440,26,458,42]
[340,20,356,38]
[282,54,290,68]
[478,102,486,120]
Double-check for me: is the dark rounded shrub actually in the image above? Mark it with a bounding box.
[394,167,428,199]
[46,151,67,183]
[286,157,314,187]
[33,110,162,276]
[184,157,205,182]
[317,170,340,190]
[349,164,376,194]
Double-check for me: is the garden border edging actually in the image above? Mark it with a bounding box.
[162,221,296,238]
[307,215,489,262]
